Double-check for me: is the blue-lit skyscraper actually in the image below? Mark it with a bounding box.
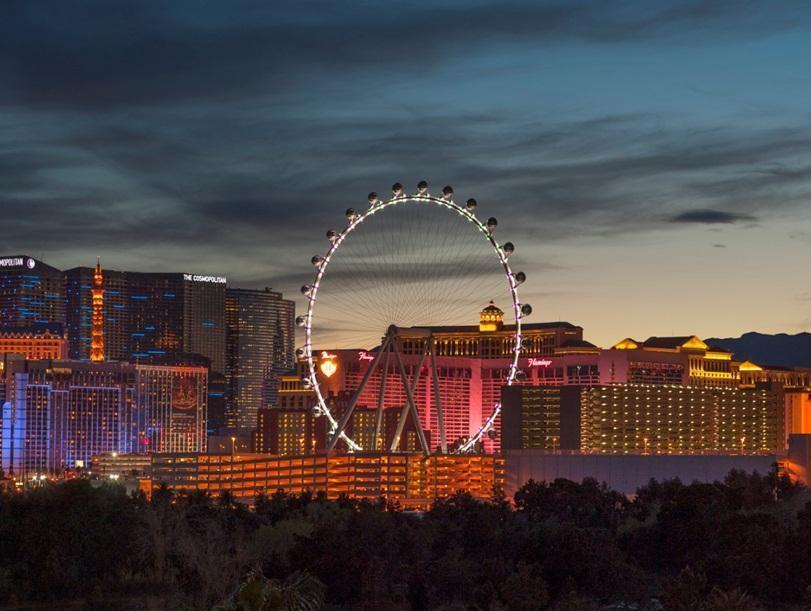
[126,272,226,374]
[64,266,226,374]
[0,256,64,328]
[65,265,129,361]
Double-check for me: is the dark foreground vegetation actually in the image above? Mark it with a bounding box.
[1,470,810,610]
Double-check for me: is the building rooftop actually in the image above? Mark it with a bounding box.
[402,321,581,334]
[560,339,598,349]
[705,344,734,354]
[612,335,734,354]
[0,323,65,338]
[642,336,698,349]
[481,301,503,315]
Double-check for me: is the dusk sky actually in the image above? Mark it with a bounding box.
[2,1,810,348]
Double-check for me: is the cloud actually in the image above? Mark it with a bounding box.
[670,209,756,224]
[1,0,811,321]
[1,1,807,111]
[1,112,808,291]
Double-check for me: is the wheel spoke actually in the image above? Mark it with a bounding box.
[303,188,523,454]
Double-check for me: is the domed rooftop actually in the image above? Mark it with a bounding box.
[481,300,503,315]
[479,300,504,332]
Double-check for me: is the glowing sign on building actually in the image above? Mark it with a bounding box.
[0,257,35,268]
[319,352,338,378]
[358,351,375,362]
[183,273,226,284]
[527,358,553,368]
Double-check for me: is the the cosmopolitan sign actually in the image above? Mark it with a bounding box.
[527,358,552,368]
[184,273,226,284]
[0,257,35,269]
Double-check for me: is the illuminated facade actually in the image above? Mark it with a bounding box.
[785,391,811,437]
[90,260,105,362]
[256,407,325,455]
[0,325,67,362]
[275,372,317,410]
[65,267,226,372]
[345,404,430,453]
[315,314,595,452]
[91,452,153,478]
[136,364,208,454]
[403,318,587,360]
[0,256,64,328]
[602,336,739,387]
[65,265,129,361]
[739,361,811,389]
[225,288,295,431]
[255,399,428,456]
[0,360,207,476]
[580,384,783,454]
[1,361,138,475]
[740,360,811,439]
[254,373,321,454]
[501,383,784,454]
[501,386,568,451]
[127,272,226,374]
[239,324,805,455]
[146,451,504,507]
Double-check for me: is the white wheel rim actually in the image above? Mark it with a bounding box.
[302,192,523,453]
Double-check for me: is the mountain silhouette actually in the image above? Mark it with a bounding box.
[707,332,811,368]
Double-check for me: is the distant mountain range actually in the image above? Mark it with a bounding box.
[706,332,811,368]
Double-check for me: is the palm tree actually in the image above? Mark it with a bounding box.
[219,568,326,611]
[703,587,759,611]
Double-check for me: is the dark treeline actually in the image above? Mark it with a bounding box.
[1,469,811,610]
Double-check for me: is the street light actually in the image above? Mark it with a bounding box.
[230,436,236,459]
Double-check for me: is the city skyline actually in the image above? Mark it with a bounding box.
[3,1,811,348]
[4,4,811,608]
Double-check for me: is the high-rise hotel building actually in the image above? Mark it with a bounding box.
[135,364,209,454]
[0,358,208,476]
[125,271,226,373]
[0,256,64,328]
[65,265,129,361]
[312,304,594,452]
[501,383,785,455]
[1,360,138,475]
[64,266,227,373]
[225,288,295,431]
[501,334,786,454]
[600,336,740,387]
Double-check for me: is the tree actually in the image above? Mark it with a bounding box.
[515,478,628,530]
[661,566,708,611]
[703,587,758,611]
[219,568,325,611]
[500,562,549,610]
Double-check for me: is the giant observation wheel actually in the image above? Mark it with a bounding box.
[297,181,531,454]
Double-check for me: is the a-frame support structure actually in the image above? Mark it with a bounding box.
[326,325,447,455]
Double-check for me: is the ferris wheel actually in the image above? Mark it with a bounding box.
[296,181,531,454]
